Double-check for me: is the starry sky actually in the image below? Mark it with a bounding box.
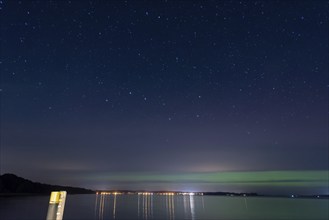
[1,1,328,194]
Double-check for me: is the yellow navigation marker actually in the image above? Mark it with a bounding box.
[46,191,67,220]
[49,191,61,204]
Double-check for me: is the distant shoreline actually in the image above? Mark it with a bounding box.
[95,191,328,199]
[0,173,95,195]
[1,173,327,199]
[0,192,94,197]
[1,192,328,200]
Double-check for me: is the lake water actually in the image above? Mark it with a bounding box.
[0,194,328,220]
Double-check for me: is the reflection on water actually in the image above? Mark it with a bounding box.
[183,194,196,220]
[113,194,117,219]
[166,194,174,220]
[189,195,195,219]
[94,193,119,220]
[1,194,328,220]
[94,193,199,220]
[139,193,153,219]
[95,193,106,220]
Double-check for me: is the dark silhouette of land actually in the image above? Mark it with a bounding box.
[0,173,94,195]
[1,173,327,199]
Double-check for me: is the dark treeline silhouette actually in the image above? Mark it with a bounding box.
[0,173,94,195]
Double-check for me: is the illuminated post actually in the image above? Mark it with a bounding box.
[46,191,67,220]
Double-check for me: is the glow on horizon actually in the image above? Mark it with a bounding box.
[86,170,328,187]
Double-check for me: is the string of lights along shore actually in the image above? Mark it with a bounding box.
[1,1,328,195]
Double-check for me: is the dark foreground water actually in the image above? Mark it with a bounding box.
[1,194,328,220]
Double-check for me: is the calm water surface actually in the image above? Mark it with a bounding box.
[0,194,328,220]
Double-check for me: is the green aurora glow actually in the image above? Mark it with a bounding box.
[89,170,328,187]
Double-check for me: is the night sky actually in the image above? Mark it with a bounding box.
[1,1,328,194]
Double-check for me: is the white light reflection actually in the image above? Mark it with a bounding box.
[182,193,197,220]
[166,194,175,220]
[98,194,105,220]
[94,193,99,219]
[138,194,140,219]
[94,192,120,220]
[183,194,189,219]
[94,191,202,220]
[189,194,195,220]
[113,194,117,219]
[137,192,154,219]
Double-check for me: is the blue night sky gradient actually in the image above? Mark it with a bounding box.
[0,1,328,194]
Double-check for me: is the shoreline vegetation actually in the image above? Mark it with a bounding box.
[0,173,94,195]
[1,173,327,199]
